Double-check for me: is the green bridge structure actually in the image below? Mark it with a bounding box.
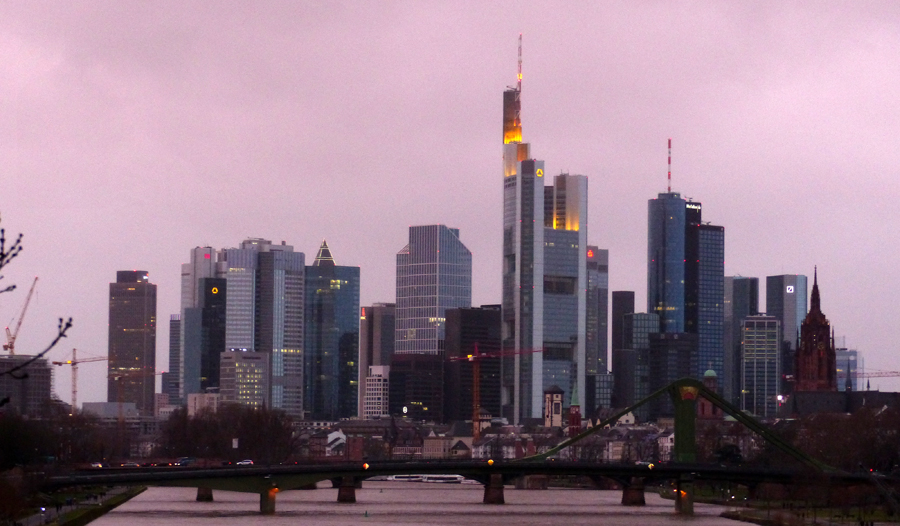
[46,378,900,515]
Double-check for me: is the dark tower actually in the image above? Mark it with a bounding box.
[795,269,837,392]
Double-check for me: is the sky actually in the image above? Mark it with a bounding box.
[1,2,900,407]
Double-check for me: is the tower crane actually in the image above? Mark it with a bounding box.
[51,348,108,413]
[4,276,38,354]
[448,345,544,441]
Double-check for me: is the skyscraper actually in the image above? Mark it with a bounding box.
[766,274,808,393]
[723,277,759,404]
[395,225,472,354]
[500,47,589,423]
[393,225,471,422]
[585,246,610,416]
[444,305,502,423]
[182,277,227,396]
[107,270,157,415]
[179,239,305,417]
[647,189,724,380]
[163,314,181,405]
[358,303,395,418]
[741,315,781,417]
[304,240,360,420]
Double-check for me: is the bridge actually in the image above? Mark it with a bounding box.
[44,378,900,515]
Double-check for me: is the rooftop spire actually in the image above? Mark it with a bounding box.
[810,266,820,313]
[313,240,335,267]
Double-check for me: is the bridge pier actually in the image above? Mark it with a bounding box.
[260,488,277,515]
[675,474,694,516]
[196,487,213,502]
[483,474,505,504]
[337,476,357,503]
[621,477,646,506]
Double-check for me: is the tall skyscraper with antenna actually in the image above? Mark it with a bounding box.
[501,37,588,423]
[647,141,725,383]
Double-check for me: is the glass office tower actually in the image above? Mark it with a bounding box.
[305,241,360,420]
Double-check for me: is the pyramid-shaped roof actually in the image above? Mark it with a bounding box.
[313,240,336,267]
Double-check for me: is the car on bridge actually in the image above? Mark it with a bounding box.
[236,459,254,465]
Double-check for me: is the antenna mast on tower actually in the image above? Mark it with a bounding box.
[667,138,672,193]
[517,33,522,93]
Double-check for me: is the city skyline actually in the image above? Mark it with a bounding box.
[2,4,899,407]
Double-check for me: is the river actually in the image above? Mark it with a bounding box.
[92,481,745,525]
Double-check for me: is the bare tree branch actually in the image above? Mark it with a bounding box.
[1,317,73,381]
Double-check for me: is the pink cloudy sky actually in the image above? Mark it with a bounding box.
[1,2,899,406]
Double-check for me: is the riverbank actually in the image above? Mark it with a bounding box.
[12,486,146,526]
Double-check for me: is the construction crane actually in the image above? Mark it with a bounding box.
[852,371,900,379]
[51,348,108,413]
[4,276,38,354]
[448,345,544,441]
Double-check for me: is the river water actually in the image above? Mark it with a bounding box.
[92,481,745,525]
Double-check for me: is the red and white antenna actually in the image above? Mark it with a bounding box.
[667,138,672,193]
[517,33,522,92]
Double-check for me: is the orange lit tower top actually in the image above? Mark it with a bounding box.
[503,34,523,145]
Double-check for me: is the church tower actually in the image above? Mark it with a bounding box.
[794,268,837,391]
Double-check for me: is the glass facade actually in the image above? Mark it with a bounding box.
[107,271,157,415]
[741,315,781,418]
[395,225,472,354]
[723,276,759,405]
[305,242,361,420]
[766,274,808,392]
[697,224,724,378]
[647,193,686,333]
[835,348,859,391]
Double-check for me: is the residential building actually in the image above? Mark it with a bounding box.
[107,270,157,415]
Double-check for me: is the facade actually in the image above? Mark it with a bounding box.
[0,355,52,416]
[444,305,502,423]
[107,270,157,415]
[179,240,306,418]
[723,277,759,405]
[795,270,837,392]
[611,312,658,422]
[304,241,360,420]
[648,193,688,333]
[836,348,859,391]
[648,196,724,380]
[162,314,181,405]
[741,315,782,417]
[647,332,698,420]
[357,303,395,418]
[395,225,472,355]
[219,350,269,408]
[585,246,610,416]
[766,274,808,392]
[696,224,724,378]
[363,365,390,419]
[611,291,635,355]
[389,353,444,421]
[182,277,227,396]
